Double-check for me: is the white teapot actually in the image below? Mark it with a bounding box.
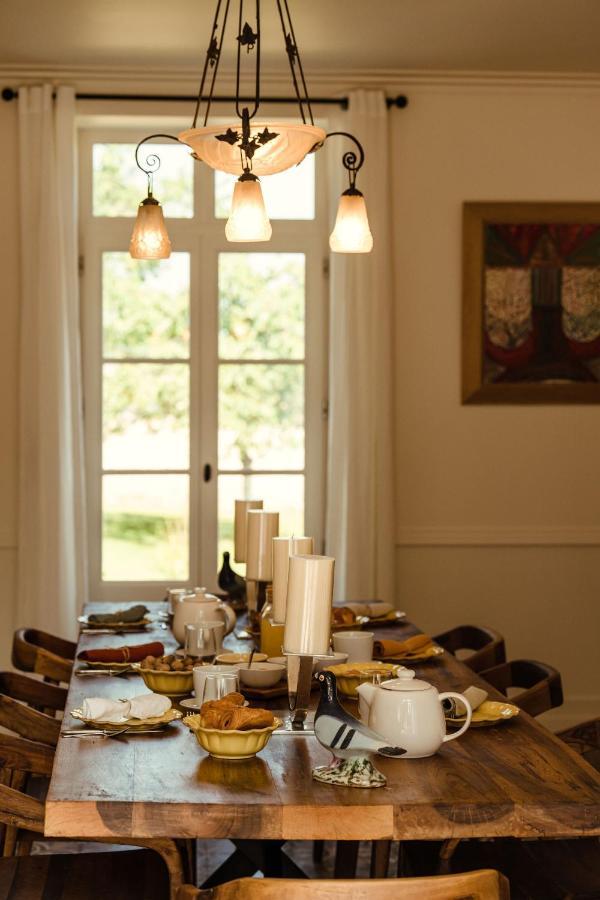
[172,587,236,645]
[356,669,472,758]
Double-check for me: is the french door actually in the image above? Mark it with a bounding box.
[79,124,328,601]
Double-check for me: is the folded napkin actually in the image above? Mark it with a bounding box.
[442,685,488,718]
[128,693,171,719]
[81,697,131,724]
[87,604,149,625]
[81,692,172,724]
[373,634,433,659]
[77,641,164,664]
[344,602,394,619]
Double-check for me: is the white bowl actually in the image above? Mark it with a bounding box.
[313,651,349,672]
[238,662,286,689]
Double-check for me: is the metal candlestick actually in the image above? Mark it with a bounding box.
[287,654,314,730]
[236,578,268,640]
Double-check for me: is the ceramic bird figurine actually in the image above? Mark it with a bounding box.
[312,670,406,788]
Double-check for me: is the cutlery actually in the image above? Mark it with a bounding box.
[80,628,149,635]
[62,727,131,739]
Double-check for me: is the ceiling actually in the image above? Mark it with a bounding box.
[2,0,600,75]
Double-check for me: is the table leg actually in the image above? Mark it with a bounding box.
[201,840,309,886]
[334,841,360,877]
[370,840,391,878]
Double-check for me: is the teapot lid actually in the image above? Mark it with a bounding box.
[381,670,432,692]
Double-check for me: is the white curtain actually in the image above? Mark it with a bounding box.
[326,90,396,605]
[17,85,87,639]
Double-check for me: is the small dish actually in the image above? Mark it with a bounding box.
[446,700,520,728]
[381,645,445,663]
[77,615,151,631]
[184,713,282,759]
[238,662,285,689]
[215,652,268,665]
[70,707,182,731]
[132,663,193,697]
[313,651,349,672]
[325,661,401,697]
[266,656,288,667]
[79,659,137,670]
[330,616,368,632]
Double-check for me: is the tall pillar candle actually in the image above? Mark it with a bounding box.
[234,499,263,563]
[245,510,279,581]
[283,555,335,656]
[272,536,314,624]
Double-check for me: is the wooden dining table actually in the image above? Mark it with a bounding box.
[46,602,600,852]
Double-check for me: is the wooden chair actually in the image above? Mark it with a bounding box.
[0,734,185,900]
[12,629,75,684]
[176,870,509,899]
[557,717,600,772]
[0,670,67,716]
[478,659,563,717]
[433,625,506,673]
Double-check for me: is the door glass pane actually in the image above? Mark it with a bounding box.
[218,253,305,360]
[102,475,189,580]
[103,363,189,470]
[214,154,315,220]
[218,473,305,573]
[93,143,194,218]
[103,252,190,359]
[219,364,304,470]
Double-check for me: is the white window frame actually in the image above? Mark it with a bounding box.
[78,118,328,602]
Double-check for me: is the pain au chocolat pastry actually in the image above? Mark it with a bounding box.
[218,707,274,731]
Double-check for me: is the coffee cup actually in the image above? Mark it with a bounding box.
[332,630,375,663]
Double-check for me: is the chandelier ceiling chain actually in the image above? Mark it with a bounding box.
[129,0,374,258]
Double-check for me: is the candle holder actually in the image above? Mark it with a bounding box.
[236,579,269,640]
[286,654,314,730]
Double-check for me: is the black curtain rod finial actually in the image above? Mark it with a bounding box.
[2,87,17,101]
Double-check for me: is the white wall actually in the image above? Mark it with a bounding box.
[391,82,600,727]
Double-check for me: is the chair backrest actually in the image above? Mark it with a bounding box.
[0,693,61,746]
[434,625,506,673]
[480,658,563,716]
[179,870,509,900]
[12,629,74,684]
[0,734,53,854]
[0,671,67,713]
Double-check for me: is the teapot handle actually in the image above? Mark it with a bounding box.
[439,692,472,742]
[220,602,237,634]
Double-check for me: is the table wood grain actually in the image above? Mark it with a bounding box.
[45,603,600,841]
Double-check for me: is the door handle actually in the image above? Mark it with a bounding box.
[203,463,212,483]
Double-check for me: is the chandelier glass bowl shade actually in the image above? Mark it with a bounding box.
[178,122,326,177]
[129,0,372,256]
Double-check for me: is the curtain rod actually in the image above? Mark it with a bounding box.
[1,86,408,110]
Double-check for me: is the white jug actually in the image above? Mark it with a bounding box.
[356,669,472,759]
[172,587,236,645]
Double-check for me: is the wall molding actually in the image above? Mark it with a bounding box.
[5,63,600,96]
[396,525,600,547]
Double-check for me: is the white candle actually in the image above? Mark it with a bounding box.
[234,499,263,563]
[283,555,335,656]
[272,536,314,624]
[245,510,279,581]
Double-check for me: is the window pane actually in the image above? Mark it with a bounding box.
[219,364,304,470]
[93,143,193,218]
[103,252,190,359]
[215,154,315,220]
[218,473,305,573]
[102,475,189,581]
[103,363,189,470]
[219,253,305,360]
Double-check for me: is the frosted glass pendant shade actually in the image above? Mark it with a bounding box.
[225,176,272,242]
[329,190,373,254]
[129,198,172,259]
[179,123,325,176]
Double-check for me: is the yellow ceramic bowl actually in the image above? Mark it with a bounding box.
[132,663,193,697]
[184,713,282,759]
[325,661,400,698]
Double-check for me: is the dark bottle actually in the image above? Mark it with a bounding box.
[218,551,246,600]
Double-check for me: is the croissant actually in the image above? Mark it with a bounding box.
[200,707,228,729]
[219,707,275,731]
[332,606,355,625]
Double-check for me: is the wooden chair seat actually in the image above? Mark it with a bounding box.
[479,659,563,717]
[12,630,75,685]
[177,870,509,899]
[433,625,506,673]
[0,848,170,900]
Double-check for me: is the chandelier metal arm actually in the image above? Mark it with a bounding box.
[235,0,261,121]
[193,0,232,129]
[275,0,313,125]
[319,131,366,191]
[134,133,183,195]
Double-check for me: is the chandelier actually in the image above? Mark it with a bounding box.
[129,0,373,259]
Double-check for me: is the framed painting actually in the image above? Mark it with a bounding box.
[462,202,600,403]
